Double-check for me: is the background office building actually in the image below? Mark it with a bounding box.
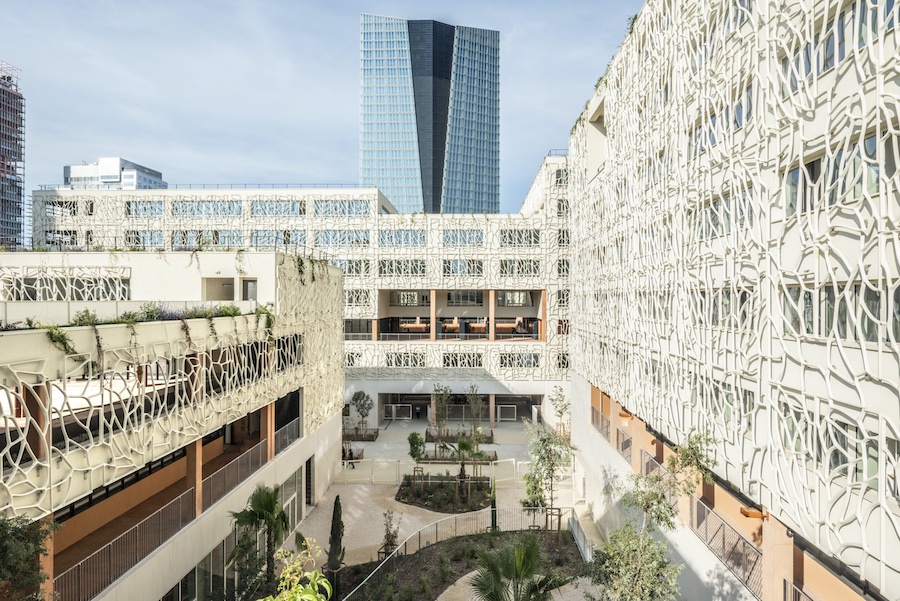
[61,157,167,190]
[0,60,24,248]
[360,14,499,214]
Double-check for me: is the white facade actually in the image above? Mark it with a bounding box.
[31,173,571,421]
[568,0,900,596]
[0,251,344,599]
[61,157,167,190]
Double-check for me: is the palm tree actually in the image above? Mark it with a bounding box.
[470,533,572,601]
[231,484,290,591]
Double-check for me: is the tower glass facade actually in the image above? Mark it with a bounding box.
[0,60,24,248]
[360,14,499,214]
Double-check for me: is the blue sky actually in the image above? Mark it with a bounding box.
[2,0,642,213]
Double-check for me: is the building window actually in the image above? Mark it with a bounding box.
[499,229,540,247]
[557,230,570,247]
[251,200,305,217]
[557,320,570,335]
[557,290,570,308]
[447,291,483,306]
[378,259,426,277]
[556,353,570,369]
[345,352,361,367]
[379,229,426,247]
[443,352,483,368]
[557,198,570,217]
[315,199,370,217]
[172,200,242,218]
[390,290,430,306]
[344,289,372,306]
[443,229,484,247]
[443,259,483,276]
[125,200,163,217]
[557,259,570,277]
[125,230,164,248]
[499,353,540,368]
[785,159,822,216]
[497,291,533,307]
[331,259,371,276]
[499,259,541,277]
[315,229,370,247]
[386,352,425,368]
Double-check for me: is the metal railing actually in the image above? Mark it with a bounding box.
[378,332,431,341]
[202,439,267,511]
[343,333,372,341]
[54,488,195,601]
[690,495,762,599]
[591,407,611,442]
[616,427,632,464]
[344,506,577,600]
[784,580,815,601]
[274,417,302,455]
[640,450,677,506]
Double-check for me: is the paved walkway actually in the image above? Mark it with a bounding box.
[295,418,752,600]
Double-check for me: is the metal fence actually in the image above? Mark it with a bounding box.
[202,439,267,511]
[591,407,611,442]
[616,427,632,464]
[784,579,816,601]
[54,488,195,601]
[640,450,677,506]
[690,495,763,599]
[343,506,577,600]
[275,417,302,455]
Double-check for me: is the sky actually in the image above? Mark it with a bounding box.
[2,0,643,214]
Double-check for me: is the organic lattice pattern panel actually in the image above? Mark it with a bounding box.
[0,255,343,519]
[568,0,900,592]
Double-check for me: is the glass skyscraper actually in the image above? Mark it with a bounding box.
[360,14,499,214]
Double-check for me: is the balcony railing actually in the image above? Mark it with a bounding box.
[690,495,762,599]
[616,427,632,464]
[640,450,677,507]
[202,439,267,511]
[590,407,611,442]
[344,333,372,341]
[54,488,195,601]
[784,580,815,601]
[378,332,431,341]
[275,417,302,455]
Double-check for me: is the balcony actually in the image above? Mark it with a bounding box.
[378,317,431,341]
[53,418,302,601]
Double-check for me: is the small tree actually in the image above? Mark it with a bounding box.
[231,484,290,593]
[407,431,426,464]
[0,515,56,601]
[325,496,345,597]
[588,430,718,601]
[380,510,401,558]
[349,390,374,432]
[547,386,571,439]
[432,384,453,451]
[261,545,333,601]
[465,384,486,442]
[520,420,574,511]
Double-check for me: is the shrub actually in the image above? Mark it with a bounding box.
[216,303,243,317]
[419,574,432,597]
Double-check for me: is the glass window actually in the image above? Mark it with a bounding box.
[784,286,802,334]
[498,291,533,307]
[447,291,483,306]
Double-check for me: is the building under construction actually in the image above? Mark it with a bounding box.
[0,60,24,248]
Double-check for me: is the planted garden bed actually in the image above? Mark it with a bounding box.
[342,428,379,442]
[425,429,494,444]
[339,530,583,601]
[395,474,493,513]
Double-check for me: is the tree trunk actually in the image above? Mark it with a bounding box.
[266,531,276,589]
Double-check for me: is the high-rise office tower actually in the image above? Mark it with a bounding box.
[360,14,499,214]
[0,60,24,248]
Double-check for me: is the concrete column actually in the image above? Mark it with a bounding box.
[22,382,50,461]
[185,439,203,517]
[262,402,275,461]
[761,515,794,601]
[488,290,496,341]
[371,318,379,342]
[489,394,496,428]
[430,289,438,341]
